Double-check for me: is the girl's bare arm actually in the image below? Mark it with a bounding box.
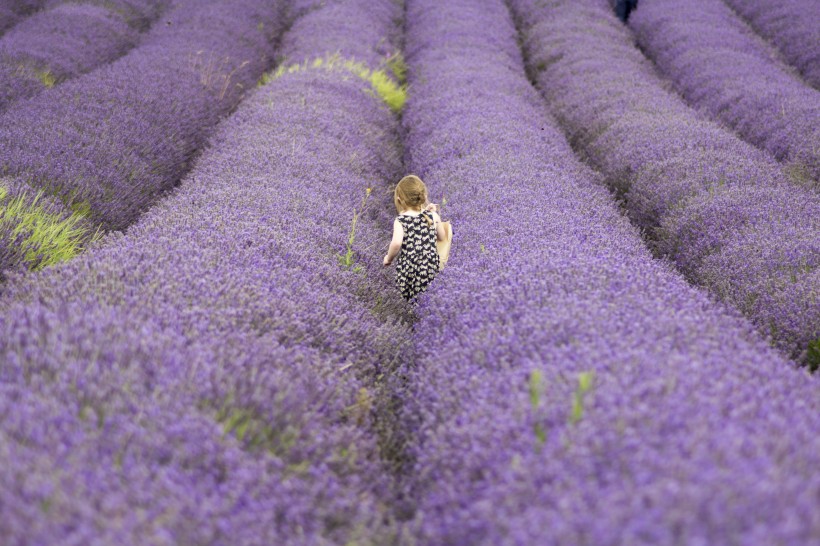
[383,218,404,265]
[432,211,446,241]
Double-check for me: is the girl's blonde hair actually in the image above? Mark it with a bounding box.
[394,174,433,227]
[394,174,428,213]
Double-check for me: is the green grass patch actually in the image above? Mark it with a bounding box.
[807,338,820,372]
[214,396,307,469]
[260,53,408,113]
[37,69,56,88]
[569,371,595,424]
[385,51,407,84]
[0,186,100,270]
[219,404,294,453]
[366,68,406,112]
[12,62,52,87]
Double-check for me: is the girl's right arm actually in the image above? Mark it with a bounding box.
[383,218,404,266]
[432,211,446,241]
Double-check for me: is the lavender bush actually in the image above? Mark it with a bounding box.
[0,0,413,543]
[509,0,820,365]
[42,0,167,28]
[0,0,168,110]
[721,0,820,90]
[395,0,820,543]
[0,0,284,266]
[0,0,46,36]
[628,0,820,185]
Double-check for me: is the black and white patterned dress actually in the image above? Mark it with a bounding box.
[396,211,439,301]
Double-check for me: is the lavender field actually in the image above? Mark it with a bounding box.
[0,0,818,544]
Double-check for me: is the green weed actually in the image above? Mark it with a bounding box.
[385,51,407,84]
[216,401,300,458]
[0,188,100,270]
[528,370,546,444]
[365,68,406,112]
[37,70,56,88]
[569,371,595,424]
[807,338,820,372]
[338,187,371,272]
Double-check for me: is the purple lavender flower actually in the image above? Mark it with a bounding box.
[396,0,820,543]
[628,0,820,184]
[722,0,820,90]
[0,1,168,109]
[0,0,46,36]
[0,0,409,543]
[43,0,167,30]
[510,0,820,364]
[2,1,818,544]
[0,0,284,246]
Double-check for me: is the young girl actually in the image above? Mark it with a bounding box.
[383,174,447,301]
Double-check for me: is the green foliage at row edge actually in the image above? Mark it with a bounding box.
[0,185,100,271]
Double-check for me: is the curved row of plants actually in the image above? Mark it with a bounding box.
[509,0,820,366]
[394,0,820,542]
[0,0,46,35]
[0,0,412,543]
[0,0,286,281]
[628,0,820,184]
[0,0,169,110]
[722,0,820,90]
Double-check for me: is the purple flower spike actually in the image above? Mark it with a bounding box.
[0,0,286,272]
[510,0,820,363]
[0,1,169,109]
[0,0,47,36]
[721,0,820,90]
[397,0,820,543]
[1,0,409,543]
[628,0,820,184]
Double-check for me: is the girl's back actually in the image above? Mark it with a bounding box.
[395,210,439,300]
[383,174,447,301]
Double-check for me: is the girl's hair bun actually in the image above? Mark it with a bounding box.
[394,174,428,211]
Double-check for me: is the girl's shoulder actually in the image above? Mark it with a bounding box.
[397,211,422,223]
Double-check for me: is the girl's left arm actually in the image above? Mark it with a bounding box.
[383,218,403,266]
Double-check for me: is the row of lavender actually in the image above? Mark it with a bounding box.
[395,0,820,543]
[0,0,284,281]
[628,0,820,184]
[0,0,162,277]
[0,0,414,543]
[0,0,45,35]
[0,0,169,110]
[509,0,820,366]
[722,0,820,90]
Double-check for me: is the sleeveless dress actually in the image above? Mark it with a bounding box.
[396,211,440,300]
